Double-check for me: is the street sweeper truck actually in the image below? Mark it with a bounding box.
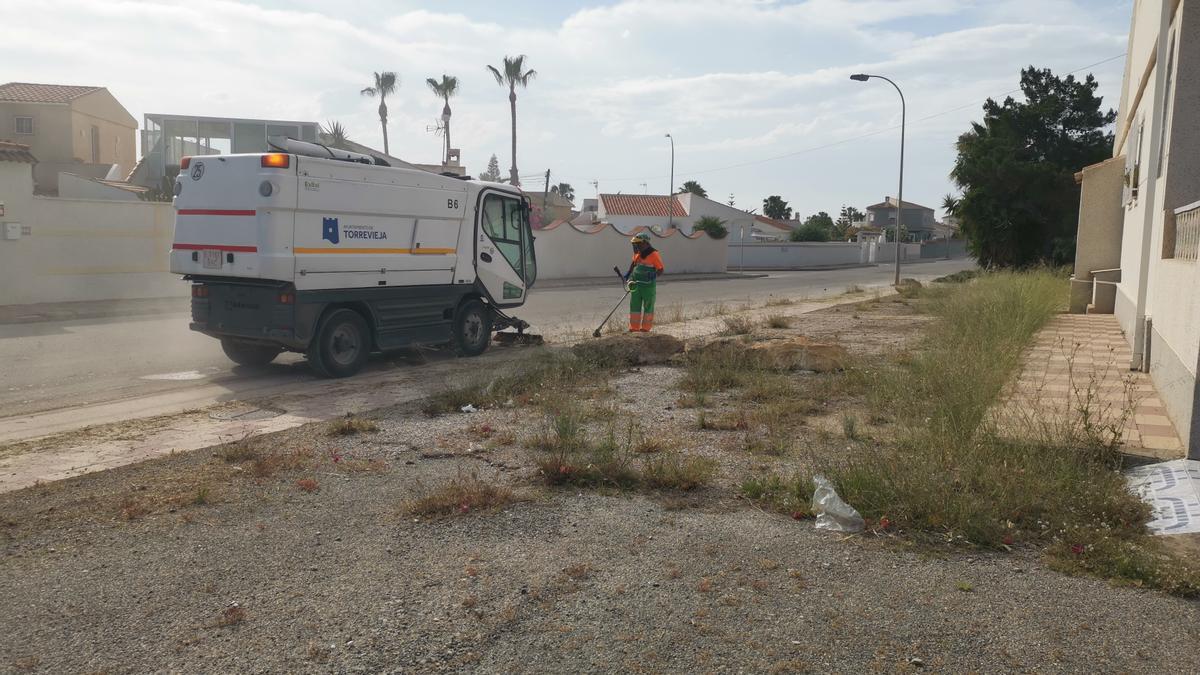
[169,137,537,377]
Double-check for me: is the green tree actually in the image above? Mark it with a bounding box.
[692,215,728,239]
[550,182,575,202]
[679,180,707,198]
[480,154,502,182]
[762,195,791,221]
[790,222,830,242]
[486,55,537,186]
[835,206,864,238]
[319,120,350,150]
[803,211,835,235]
[951,66,1115,267]
[361,71,399,156]
[425,74,459,164]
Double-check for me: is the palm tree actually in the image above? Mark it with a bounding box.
[679,180,707,198]
[361,71,398,156]
[942,194,960,217]
[320,120,350,150]
[486,55,537,186]
[425,74,459,165]
[550,182,575,202]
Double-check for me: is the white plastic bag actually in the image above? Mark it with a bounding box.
[811,475,864,533]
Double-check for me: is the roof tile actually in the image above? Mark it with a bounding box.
[600,194,686,218]
[0,82,102,104]
[0,140,37,163]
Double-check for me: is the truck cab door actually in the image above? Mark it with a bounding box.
[475,191,537,308]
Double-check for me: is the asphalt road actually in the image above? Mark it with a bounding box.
[0,260,973,425]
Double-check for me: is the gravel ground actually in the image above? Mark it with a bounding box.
[2,298,1198,673]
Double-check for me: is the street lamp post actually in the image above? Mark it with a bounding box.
[665,133,675,229]
[850,73,905,286]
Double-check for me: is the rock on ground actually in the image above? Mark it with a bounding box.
[571,332,685,366]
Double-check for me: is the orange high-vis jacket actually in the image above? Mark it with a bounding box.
[632,249,664,274]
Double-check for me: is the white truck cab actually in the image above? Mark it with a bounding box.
[169,139,536,377]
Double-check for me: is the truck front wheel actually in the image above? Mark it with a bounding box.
[308,308,370,378]
[221,339,281,367]
[453,299,492,357]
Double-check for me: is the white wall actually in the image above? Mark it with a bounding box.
[0,193,183,306]
[534,222,728,279]
[726,242,864,269]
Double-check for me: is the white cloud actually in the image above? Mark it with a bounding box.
[0,0,1133,213]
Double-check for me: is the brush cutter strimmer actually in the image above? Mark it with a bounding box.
[592,266,631,338]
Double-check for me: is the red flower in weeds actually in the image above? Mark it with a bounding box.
[878,517,891,531]
[1070,543,1086,556]
[459,502,471,514]
[1002,534,1014,546]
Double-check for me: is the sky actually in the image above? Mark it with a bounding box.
[0,0,1133,219]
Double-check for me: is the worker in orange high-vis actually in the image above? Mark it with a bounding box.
[624,232,665,331]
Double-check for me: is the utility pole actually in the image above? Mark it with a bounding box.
[850,73,905,286]
[640,182,647,194]
[542,169,550,213]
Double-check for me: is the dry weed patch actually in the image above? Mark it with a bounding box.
[209,604,247,629]
[327,415,379,436]
[722,316,756,336]
[405,472,518,518]
[765,314,792,329]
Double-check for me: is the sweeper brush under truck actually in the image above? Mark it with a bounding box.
[169,138,537,377]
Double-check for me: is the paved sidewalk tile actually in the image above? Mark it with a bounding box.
[995,314,1185,459]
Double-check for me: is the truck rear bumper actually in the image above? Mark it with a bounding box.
[189,281,305,350]
[188,322,302,348]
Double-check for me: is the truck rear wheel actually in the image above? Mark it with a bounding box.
[221,339,281,367]
[453,299,492,357]
[308,308,370,378]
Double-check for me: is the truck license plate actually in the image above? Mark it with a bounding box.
[202,250,223,269]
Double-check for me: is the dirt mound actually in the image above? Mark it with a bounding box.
[572,332,685,366]
[688,335,849,373]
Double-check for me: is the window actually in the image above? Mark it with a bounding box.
[480,193,528,281]
[1158,31,1176,179]
[14,116,32,135]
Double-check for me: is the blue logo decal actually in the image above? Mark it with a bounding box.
[322,217,339,244]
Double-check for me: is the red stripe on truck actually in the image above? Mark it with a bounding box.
[174,243,259,252]
[177,209,257,216]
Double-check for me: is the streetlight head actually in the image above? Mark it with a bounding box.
[665,133,671,138]
[850,73,870,82]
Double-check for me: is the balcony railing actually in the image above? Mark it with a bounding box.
[1172,200,1200,262]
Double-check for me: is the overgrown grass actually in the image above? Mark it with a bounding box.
[532,409,713,492]
[423,350,611,416]
[742,269,1200,595]
[678,346,757,394]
